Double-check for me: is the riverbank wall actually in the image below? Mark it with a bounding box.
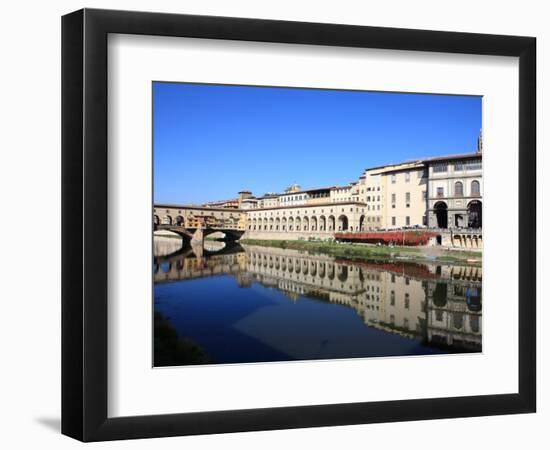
[242,231,334,241]
[242,229,482,250]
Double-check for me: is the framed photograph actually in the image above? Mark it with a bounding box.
[62,8,536,441]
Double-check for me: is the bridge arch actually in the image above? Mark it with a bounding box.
[162,215,173,225]
[153,215,160,225]
[175,215,184,226]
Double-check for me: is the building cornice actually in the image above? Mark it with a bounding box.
[154,200,368,214]
[154,204,244,213]
[249,201,367,212]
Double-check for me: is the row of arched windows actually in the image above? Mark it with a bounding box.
[248,255,356,282]
[248,214,350,232]
[454,180,480,197]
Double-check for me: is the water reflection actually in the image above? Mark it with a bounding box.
[153,235,184,257]
[154,238,482,366]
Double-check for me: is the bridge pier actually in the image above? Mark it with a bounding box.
[190,229,205,260]
[191,228,204,245]
[191,241,204,260]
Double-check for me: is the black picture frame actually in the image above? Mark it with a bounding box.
[62,8,536,442]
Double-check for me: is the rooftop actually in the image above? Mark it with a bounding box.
[365,151,481,173]
[422,152,482,163]
[277,185,347,196]
[250,200,367,212]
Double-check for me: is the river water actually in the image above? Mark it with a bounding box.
[153,237,482,367]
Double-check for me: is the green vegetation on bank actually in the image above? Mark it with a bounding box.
[239,238,482,266]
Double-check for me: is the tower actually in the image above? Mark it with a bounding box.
[477,130,483,153]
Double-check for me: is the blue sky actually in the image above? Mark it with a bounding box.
[153,82,481,204]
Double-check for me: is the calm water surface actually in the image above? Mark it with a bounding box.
[153,237,482,366]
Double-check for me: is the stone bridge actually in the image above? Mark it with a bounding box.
[154,224,245,246]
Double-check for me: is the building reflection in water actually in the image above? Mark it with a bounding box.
[154,239,482,354]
